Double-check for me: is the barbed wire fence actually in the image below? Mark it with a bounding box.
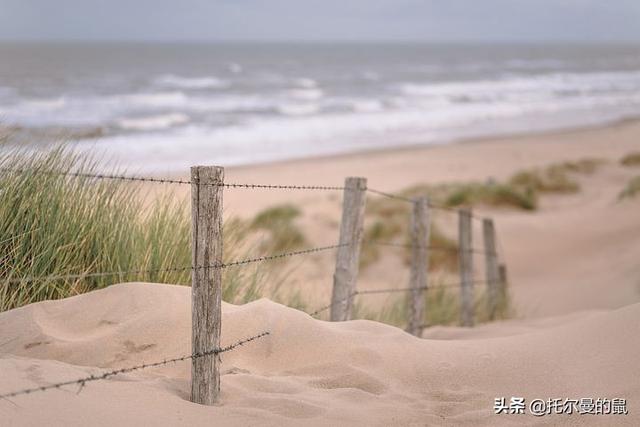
[0,165,509,404]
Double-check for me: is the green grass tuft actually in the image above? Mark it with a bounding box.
[444,182,537,210]
[250,204,306,253]
[0,148,271,311]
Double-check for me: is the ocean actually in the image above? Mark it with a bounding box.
[1,42,640,172]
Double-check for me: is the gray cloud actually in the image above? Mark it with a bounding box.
[1,0,639,42]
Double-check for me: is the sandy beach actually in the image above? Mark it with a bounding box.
[1,120,640,425]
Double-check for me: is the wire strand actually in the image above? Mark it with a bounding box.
[4,244,347,284]
[0,168,346,191]
[0,332,269,399]
[309,279,487,316]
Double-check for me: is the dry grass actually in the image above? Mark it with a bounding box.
[361,196,458,270]
[444,182,537,210]
[621,152,640,167]
[250,204,307,253]
[618,176,640,200]
[386,158,606,213]
[0,148,295,311]
[508,158,605,196]
[352,278,512,328]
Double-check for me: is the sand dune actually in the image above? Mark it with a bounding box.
[1,282,638,426]
[2,122,640,425]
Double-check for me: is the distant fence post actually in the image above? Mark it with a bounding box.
[498,263,508,303]
[458,208,474,327]
[483,218,500,321]
[190,165,224,406]
[330,177,367,321]
[407,197,430,336]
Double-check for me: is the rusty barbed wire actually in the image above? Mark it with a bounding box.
[365,187,415,203]
[309,293,356,317]
[364,240,489,255]
[0,331,270,400]
[0,168,346,191]
[309,279,487,316]
[3,243,348,284]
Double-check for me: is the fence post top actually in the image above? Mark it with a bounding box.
[415,196,429,205]
[459,206,473,216]
[483,217,494,226]
[344,176,367,190]
[190,166,224,183]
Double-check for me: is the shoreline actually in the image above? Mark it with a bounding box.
[227,116,640,176]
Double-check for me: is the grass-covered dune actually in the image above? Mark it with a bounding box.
[0,148,512,329]
[0,148,265,311]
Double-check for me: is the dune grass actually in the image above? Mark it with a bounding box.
[361,196,458,270]
[0,148,268,311]
[250,204,306,253]
[372,157,606,214]
[444,182,537,210]
[0,147,515,329]
[353,278,512,329]
[620,152,640,167]
[618,176,640,200]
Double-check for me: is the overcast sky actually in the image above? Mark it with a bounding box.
[1,0,640,43]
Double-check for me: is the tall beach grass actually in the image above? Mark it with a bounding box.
[0,148,264,311]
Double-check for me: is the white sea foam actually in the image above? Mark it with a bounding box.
[288,88,324,101]
[154,74,229,89]
[277,103,320,116]
[116,113,190,131]
[5,49,640,173]
[400,71,640,102]
[227,63,243,74]
[116,91,190,108]
[351,100,384,113]
[78,92,640,174]
[23,97,67,110]
[294,78,318,88]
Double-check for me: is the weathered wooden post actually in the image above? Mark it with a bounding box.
[498,264,508,287]
[407,197,430,336]
[191,166,224,405]
[458,207,474,327]
[483,218,500,320]
[498,263,508,307]
[330,177,367,321]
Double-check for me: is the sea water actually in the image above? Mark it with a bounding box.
[1,42,639,172]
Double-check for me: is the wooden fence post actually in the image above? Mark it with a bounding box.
[483,218,500,321]
[498,263,508,304]
[458,207,474,327]
[407,197,430,336]
[330,177,367,322]
[190,165,224,406]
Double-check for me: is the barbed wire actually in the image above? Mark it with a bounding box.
[365,240,490,255]
[3,243,347,284]
[0,168,193,186]
[310,279,487,316]
[365,187,415,203]
[1,168,495,228]
[222,182,345,191]
[365,240,456,251]
[309,293,355,317]
[0,168,346,191]
[0,331,269,400]
[364,186,490,223]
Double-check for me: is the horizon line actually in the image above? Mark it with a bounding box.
[1,39,640,46]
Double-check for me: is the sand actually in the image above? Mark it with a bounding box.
[2,121,640,425]
[1,283,639,425]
